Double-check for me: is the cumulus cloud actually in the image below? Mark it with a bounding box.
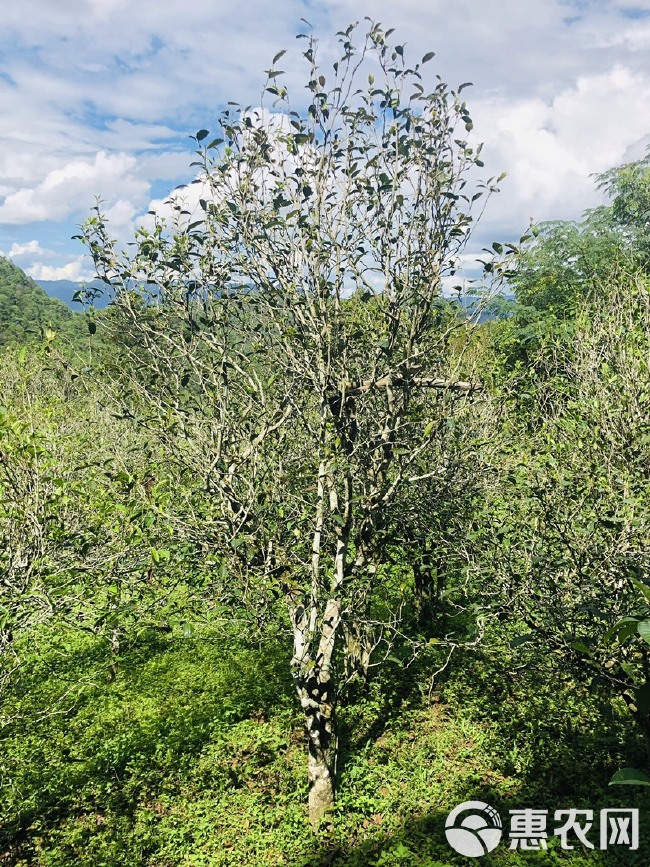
[2,0,650,275]
[2,239,47,258]
[103,199,139,228]
[0,151,149,224]
[601,21,650,50]
[470,63,650,241]
[27,259,95,281]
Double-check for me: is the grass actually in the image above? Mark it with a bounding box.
[1,626,649,866]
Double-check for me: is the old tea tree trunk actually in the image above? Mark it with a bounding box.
[288,395,357,825]
[80,21,496,830]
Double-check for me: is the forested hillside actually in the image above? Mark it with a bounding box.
[0,258,88,349]
[2,24,650,867]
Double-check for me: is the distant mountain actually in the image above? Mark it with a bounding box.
[33,275,514,322]
[453,292,515,324]
[35,279,110,310]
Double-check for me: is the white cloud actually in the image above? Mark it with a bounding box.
[1,0,650,273]
[137,151,194,185]
[27,259,95,281]
[470,64,650,241]
[3,239,47,258]
[602,22,650,50]
[0,151,149,224]
[103,199,138,226]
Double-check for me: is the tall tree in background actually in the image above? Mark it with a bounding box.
[81,21,497,827]
[483,148,650,383]
[504,147,650,318]
[474,148,650,759]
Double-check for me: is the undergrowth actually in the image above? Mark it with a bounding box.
[1,626,648,866]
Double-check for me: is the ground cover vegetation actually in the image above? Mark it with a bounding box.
[1,21,650,866]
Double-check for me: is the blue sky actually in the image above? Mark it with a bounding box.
[1,0,650,282]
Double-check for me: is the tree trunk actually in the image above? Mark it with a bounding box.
[294,668,338,829]
[413,549,446,631]
[308,746,335,830]
[291,594,340,830]
[106,624,121,682]
[305,675,337,830]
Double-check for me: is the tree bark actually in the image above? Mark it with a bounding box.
[413,548,445,630]
[291,590,340,829]
[299,671,337,829]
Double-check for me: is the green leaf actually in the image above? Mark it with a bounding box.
[510,633,534,647]
[195,129,209,142]
[422,51,435,64]
[609,768,650,786]
[272,49,287,64]
[638,620,650,645]
[570,640,592,655]
[629,575,650,604]
[605,616,641,644]
[621,662,637,679]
